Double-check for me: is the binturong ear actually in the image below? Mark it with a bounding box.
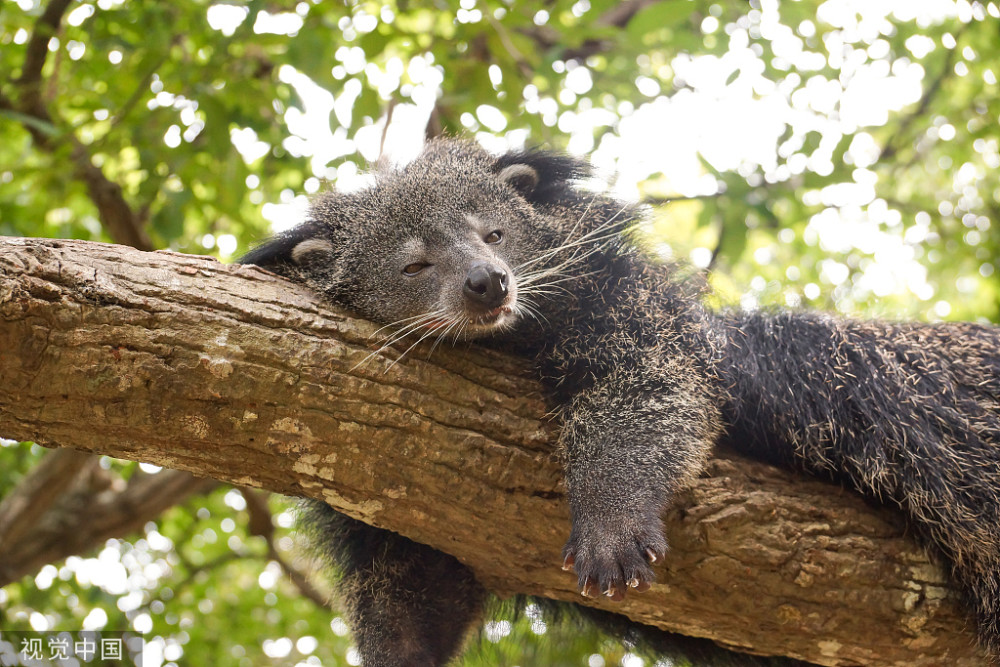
[240,228,343,291]
[497,164,539,196]
[238,224,333,273]
[494,148,591,206]
[290,238,335,267]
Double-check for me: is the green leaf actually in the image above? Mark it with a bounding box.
[627,0,697,40]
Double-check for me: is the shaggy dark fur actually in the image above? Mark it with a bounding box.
[241,139,1000,665]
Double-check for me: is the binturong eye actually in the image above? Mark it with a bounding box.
[402,262,430,276]
[484,230,503,244]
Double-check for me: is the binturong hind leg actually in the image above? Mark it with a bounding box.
[299,500,487,667]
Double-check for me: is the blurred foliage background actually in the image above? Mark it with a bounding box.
[1,0,998,665]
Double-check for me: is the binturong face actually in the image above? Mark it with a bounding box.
[283,156,558,346]
[370,210,522,339]
[292,202,526,342]
[240,139,610,357]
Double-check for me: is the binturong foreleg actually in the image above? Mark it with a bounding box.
[558,359,722,600]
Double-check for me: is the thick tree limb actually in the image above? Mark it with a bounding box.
[0,237,985,666]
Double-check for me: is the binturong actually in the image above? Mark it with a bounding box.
[241,138,1000,666]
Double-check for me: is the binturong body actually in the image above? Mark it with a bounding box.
[242,139,1000,665]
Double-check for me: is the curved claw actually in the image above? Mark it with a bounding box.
[562,514,667,602]
[562,553,576,571]
[605,585,626,601]
[631,578,651,593]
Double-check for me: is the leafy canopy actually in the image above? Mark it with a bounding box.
[1,0,998,665]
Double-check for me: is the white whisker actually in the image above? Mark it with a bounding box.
[368,311,444,340]
[511,202,631,274]
[350,309,449,371]
[428,317,464,356]
[383,323,447,373]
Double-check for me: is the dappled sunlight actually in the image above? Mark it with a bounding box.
[2,0,999,664]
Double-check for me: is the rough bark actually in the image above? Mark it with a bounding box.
[0,237,985,666]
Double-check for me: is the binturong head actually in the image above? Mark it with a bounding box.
[241,139,608,348]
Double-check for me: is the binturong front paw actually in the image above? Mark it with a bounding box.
[561,511,668,602]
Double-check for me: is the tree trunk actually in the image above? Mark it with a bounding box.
[0,237,985,666]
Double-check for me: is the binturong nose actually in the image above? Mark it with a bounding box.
[463,263,509,309]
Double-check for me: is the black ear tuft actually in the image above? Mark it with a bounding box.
[494,148,591,206]
[497,163,539,195]
[238,225,319,268]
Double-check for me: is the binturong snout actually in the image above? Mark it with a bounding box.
[463,263,509,310]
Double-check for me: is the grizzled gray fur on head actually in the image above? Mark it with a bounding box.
[242,138,1000,666]
[243,140,594,342]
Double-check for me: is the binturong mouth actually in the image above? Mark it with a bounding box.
[415,297,518,339]
[460,298,517,336]
[471,304,513,325]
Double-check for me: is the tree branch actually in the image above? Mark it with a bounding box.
[486,12,534,79]
[520,0,665,63]
[0,460,216,587]
[242,488,329,608]
[879,27,966,164]
[15,0,74,111]
[0,237,985,666]
[67,142,154,250]
[3,1,154,251]
[0,448,96,548]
